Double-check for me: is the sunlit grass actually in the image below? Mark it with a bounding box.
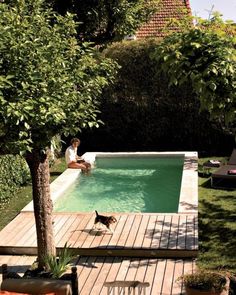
[0,158,66,230]
[198,157,236,274]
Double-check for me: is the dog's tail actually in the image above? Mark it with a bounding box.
[95,210,98,216]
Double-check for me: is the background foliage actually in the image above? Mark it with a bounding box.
[48,0,159,45]
[78,39,234,154]
[0,155,30,208]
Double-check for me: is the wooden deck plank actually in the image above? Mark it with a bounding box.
[134,258,149,288]
[133,215,150,248]
[15,221,36,247]
[171,259,185,295]
[57,214,86,247]
[194,215,198,250]
[151,215,165,249]
[142,215,158,249]
[159,215,172,249]
[177,215,187,250]
[0,214,26,241]
[54,214,72,242]
[106,214,128,248]
[0,213,33,246]
[124,258,140,281]
[143,259,158,295]
[80,257,106,295]
[0,212,198,259]
[27,214,70,248]
[151,259,166,294]
[116,214,136,248]
[186,215,195,250]
[88,257,114,295]
[124,214,143,249]
[115,257,133,291]
[75,256,90,276]
[183,259,194,275]
[77,256,98,293]
[168,215,180,250]
[71,215,93,248]
[6,217,34,247]
[65,215,89,247]
[55,214,78,246]
[75,214,97,248]
[161,259,176,295]
[99,257,123,294]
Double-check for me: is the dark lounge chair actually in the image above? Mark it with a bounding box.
[211,149,236,188]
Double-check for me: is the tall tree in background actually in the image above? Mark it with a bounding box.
[49,0,159,45]
[153,15,236,135]
[0,0,116,267]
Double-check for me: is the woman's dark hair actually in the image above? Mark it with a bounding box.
[70,138,80,145]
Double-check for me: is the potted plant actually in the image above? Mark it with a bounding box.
[178,270,229,295]
[1,244,78,295]
[43,243,75,279]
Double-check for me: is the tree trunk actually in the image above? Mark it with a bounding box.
[26,149,56,269]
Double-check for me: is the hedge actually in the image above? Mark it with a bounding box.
[0,155,30,208]
[78,39,234,155]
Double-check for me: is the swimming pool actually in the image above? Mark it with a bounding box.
[21,152,198,214]
[54,156,184,213]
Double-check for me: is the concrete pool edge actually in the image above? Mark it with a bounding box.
[21,151,198,214]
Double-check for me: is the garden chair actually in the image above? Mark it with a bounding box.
[211,149,236,188]
[103,280,150,295]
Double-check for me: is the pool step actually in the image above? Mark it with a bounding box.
[0,245,198,259]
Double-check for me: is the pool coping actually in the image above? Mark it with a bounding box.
[21,151,198,213]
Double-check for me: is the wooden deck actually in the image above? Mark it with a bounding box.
[0,254,196,295]
[0,212,198,258]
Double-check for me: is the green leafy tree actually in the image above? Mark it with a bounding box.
[0,0,116,267]
[49,0,159,45]
[152,16,236,133]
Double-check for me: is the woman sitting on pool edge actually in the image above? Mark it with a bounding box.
[65,138,91,172]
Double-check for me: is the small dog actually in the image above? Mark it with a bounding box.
[94,210,117,232]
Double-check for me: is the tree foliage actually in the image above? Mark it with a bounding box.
[0,0,117,267]
[152,15,236,132]
[48,0,159,45]
[0,0,116,154]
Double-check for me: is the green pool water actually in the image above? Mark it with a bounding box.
[54,156,184,213]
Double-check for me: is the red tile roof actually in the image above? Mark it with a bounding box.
[136,0,192,38]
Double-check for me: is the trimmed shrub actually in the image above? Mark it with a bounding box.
[0,155,30,208]
[79,39,234,155]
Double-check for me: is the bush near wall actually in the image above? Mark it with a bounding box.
[0,155,30,208]
[79,39,234,155]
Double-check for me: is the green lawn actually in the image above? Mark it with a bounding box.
[0,158,67,231]
[0,156,235,273]
[198,157,236,274]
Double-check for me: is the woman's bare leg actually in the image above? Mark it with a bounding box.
[68,162,87,170]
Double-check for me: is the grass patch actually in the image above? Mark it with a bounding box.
[0,158,66,230]
[198,157,236,274]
